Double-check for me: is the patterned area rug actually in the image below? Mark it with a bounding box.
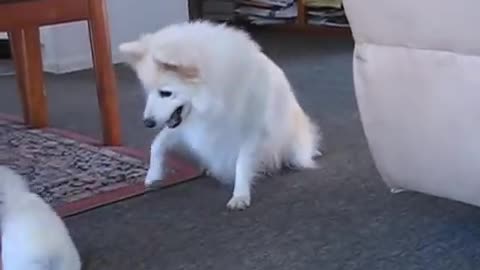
[0,118,202,216]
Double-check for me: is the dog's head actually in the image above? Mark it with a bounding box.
[119,32,201,130]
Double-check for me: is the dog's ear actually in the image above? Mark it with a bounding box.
[154,57,200,82]
[164,62,199,81]
[118,40,146,66]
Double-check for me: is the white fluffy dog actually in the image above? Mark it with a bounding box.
[0,166,81,270]
[119,21,322,210]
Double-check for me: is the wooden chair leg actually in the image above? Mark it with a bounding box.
[8,28,48,128]
[87,0,122,146]
[8,30,30,124]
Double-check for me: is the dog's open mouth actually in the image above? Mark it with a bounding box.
[166,106,183,129]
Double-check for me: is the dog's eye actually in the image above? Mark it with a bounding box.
[158,90,172,98]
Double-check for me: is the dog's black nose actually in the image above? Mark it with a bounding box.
[143,118,156,128]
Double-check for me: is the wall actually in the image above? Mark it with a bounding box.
[41,0,189,73]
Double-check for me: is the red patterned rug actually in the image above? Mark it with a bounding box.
[0,116,202,217]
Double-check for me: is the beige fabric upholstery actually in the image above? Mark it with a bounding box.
[343,0,480,206]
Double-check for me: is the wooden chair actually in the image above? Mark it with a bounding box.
[0,0,122,145]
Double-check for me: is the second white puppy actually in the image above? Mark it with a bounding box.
[119,21,322,210]
[0,166,81,270]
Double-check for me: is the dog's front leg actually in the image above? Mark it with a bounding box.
[145,131,172,186]
[227,146,256,210]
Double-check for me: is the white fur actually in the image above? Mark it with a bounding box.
[119,21,322,210]
[0,166,81,270]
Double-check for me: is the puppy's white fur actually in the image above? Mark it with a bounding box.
[119,21,322,210]
[0,166,81,270]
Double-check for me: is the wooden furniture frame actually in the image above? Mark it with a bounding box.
[0,0,122,146]
[289,0,350,35]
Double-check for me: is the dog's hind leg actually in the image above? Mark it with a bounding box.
[289,120,322,169]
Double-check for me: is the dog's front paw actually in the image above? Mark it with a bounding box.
[145,168,163,186]
[227,195,251,210]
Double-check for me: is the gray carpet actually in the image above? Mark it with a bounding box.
[1,30,480,270]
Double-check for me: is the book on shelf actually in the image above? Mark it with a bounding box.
[245,16,296,25]
[308,16,349,28]
[307,7,344,17]
[304,0,349,28]
[237,0,294,8]
[235,2,297,19]
[235,0,297,25]
[304,0,343,8]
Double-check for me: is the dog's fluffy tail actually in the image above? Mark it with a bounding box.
[0,166,30,205]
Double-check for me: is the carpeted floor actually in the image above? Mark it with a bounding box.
[1,30,480,270]
[0,119,147,206]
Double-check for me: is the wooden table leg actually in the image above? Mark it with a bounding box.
[8,28,48,128]
[87,0,122,146]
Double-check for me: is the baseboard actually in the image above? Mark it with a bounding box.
[43,51,125,74]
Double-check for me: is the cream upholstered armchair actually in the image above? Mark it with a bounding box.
[343,0,480,206]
